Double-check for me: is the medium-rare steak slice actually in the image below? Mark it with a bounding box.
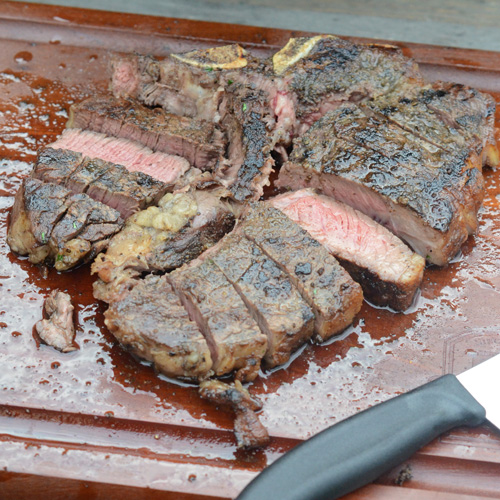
[68,95,226,171]
[240,202,362,340]
[92,190,235,281]
[50,129,190,184]
[209,233,314,367]
[104,274,213,380]
[169,258,267,382]
[7,178,123,270]
[33,148,168,220]
[271,190,425,311]
[272,35,423,133]
[278,106,484,266]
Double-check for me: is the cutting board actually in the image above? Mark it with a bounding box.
[1,2,500,499]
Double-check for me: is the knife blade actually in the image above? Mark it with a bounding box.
[236,353,500,500]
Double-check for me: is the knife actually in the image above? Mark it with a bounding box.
[236,353,500,500]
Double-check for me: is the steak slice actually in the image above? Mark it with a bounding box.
[216,83,275,201]
[68,95,226,170]
[92,190,235,281]
[209,233,314,367]
[104,274,213,380]
[273,35,423,133]
[168,258,266,382]
[278,106,484,266]
[240,202,363,340]
[50,129,190,185]
[33,148,168,220]
[7,178,123,270]
[50,193,123,271]
[7,178,70,264]
[271,190,425,311]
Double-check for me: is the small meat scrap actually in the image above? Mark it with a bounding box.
[199,379,270,449]
[35,290,77,352]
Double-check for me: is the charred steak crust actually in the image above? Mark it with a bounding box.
[209,233,315,367]
[104,274,213,380]
[168,258,267,382]
[241,202,363,340]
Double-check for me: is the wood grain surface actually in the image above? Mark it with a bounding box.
[1,2,500,499]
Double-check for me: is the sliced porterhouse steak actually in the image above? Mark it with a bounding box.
[104,274,213,380]
[50,129,190,185]
[271,189,425,311]
[272,35,423,133]
[91,190,235,283]
[168,258,267,382]
[68,95,226,171]
[278,104,484,266]
[209,233,315,367]
[32,148,168,220]
[240,202,362,340]
[7,178,123,270]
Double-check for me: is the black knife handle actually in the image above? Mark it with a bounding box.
[236,374,486,500]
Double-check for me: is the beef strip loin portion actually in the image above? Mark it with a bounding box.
[104,274,213,380]
[209,233,315,367]
[240,202,363,339]
[168,258,267,382]
[7,178,123,270]
[91,190,235,282]
[68,95,226,171]
[278,104,484,266]
[271,189,425,311]
[32,147,168,220]
[50,128,190,185]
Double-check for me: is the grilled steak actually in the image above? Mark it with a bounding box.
[271,190,425,311]
[241,202,362,340]
[104,274,213,379]
[169,258,267,382]
[50,129,190,184]
[68,95,226,170]
[209,233,315,367]
[35,290,77,353]
[272,35,423,134]
[278,103,485,266]
[92,190,235,283]
[7,178,123,270]
[33,148,168,220]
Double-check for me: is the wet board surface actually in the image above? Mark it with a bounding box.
[1,2,500,499]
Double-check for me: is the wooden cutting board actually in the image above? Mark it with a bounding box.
[1,2,500,499]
